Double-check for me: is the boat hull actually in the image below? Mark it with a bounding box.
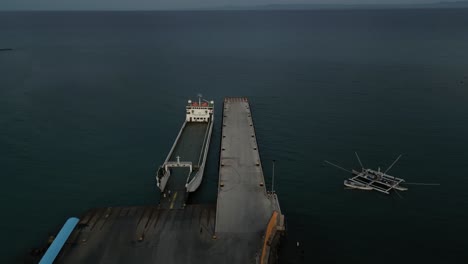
[344,180,373,190]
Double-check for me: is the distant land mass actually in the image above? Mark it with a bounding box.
[216,1,468,10]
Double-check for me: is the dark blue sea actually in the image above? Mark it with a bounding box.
[1,9,468,263]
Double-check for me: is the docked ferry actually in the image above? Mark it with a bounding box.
[156,96,214,207]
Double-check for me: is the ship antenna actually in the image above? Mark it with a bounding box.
[354,152,364,170]
[383,154,402,175]
[271,160,276,193]
[197,93,202,105]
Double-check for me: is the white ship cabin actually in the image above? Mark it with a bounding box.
[186,99,214,122]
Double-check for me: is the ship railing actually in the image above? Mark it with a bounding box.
[164,121,187,164]
[164,161,193,174]
[197,118,212,166]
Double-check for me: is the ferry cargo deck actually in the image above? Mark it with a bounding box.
[159,121,211,209]
[169,122,209,164]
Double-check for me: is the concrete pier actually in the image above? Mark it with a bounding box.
[216,97,281,233]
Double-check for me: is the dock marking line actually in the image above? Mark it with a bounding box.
[170,192,178,209]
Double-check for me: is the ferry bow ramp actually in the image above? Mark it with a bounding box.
[30,97,285,264]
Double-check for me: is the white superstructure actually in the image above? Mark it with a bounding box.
[186,98,214,122]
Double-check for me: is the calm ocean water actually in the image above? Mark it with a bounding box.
[1,9,468,263]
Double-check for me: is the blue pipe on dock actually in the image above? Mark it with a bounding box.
[39,217,80,264]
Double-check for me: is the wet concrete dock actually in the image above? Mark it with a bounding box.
[53,205,217,264]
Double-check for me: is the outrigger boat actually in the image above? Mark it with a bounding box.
[325,153,439,195]
[348,166,408,194]
[352,168,408,191]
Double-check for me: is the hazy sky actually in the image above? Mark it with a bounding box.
[0,0,458,10]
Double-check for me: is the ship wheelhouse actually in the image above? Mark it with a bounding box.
[186,99,214,122]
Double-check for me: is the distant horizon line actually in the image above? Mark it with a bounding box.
[2,1,468,12]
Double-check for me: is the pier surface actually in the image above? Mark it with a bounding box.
[216,97,280,233]
[32,97,284,264]
[213,97,284,263]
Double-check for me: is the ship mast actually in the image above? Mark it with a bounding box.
[355,152,365,171]
[198,93,202,106]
